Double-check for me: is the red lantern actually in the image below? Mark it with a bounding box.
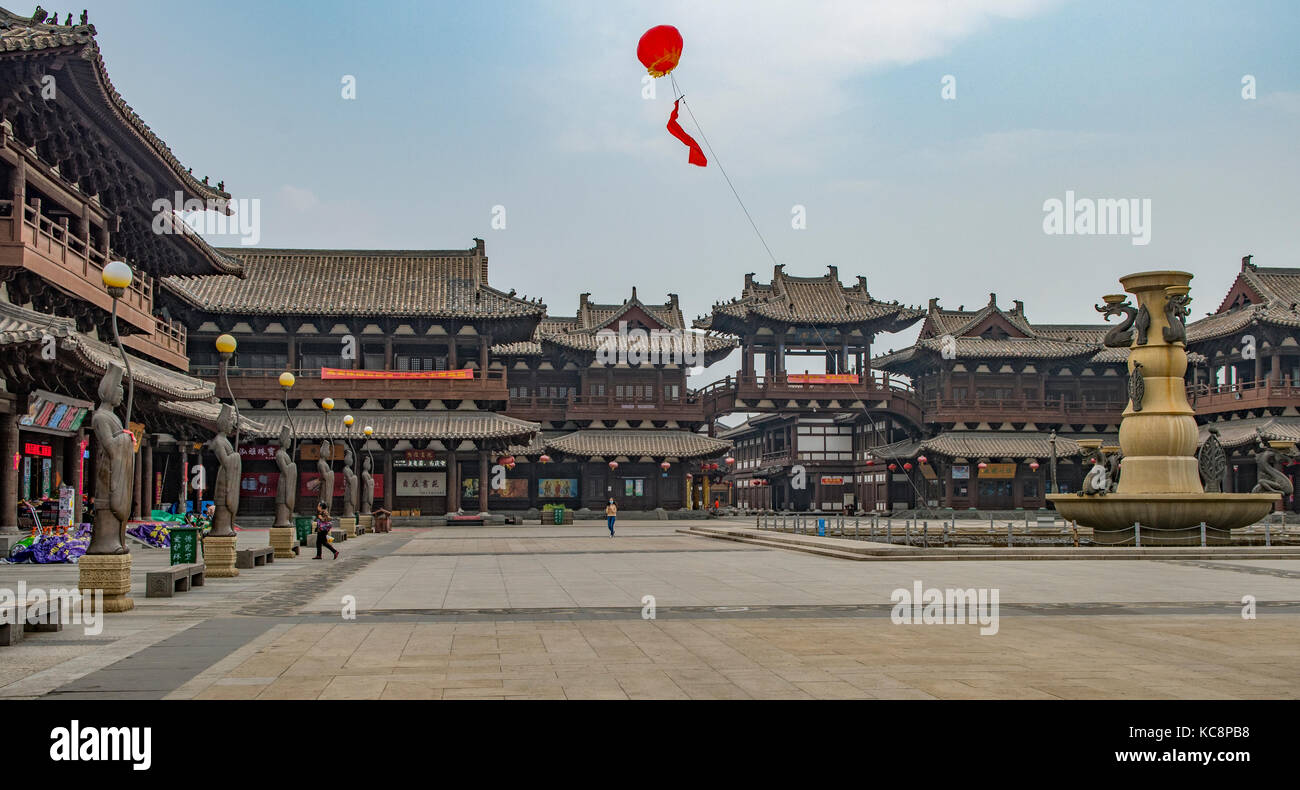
[978,461,988,469]
[725,456,735,466]
[660,461,671,471]
[888,463,897,471]
[609,461,619,470]
[637,25,683,78]
[903,463,913,471]
[917,455,927,465]
[1030,461,1040,471]
[865,459,875,466]
[539,454,551,464]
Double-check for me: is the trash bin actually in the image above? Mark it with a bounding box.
[374,512,391,533]
[552,506,565,525]
[295,516,312,545]
[817,518,826,537]
[169,526,202,565]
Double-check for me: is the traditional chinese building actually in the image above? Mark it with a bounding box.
[0,7,242,543]
[1187,256,1300,505]
[696,265,925,511]
[158,243,545,517]
[495,288,735,511]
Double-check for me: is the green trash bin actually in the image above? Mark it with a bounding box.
[552,506,565,525]
[169,526,201,566]
[295,517,312,546]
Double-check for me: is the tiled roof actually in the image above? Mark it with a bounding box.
[0,7,231,206]
[1199,417,1300,450]
[880,431,1086,460]
[0,301,214,400]
[158,399,265,433]
[241,410,539,442]
[1188,264,1300,344]
[547,429,732,459]
[695,265,924,330]
[492,292,736,359]
[162,246,546,320]
[875,296,1132,372]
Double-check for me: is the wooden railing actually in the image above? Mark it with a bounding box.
[1188,378,1300,414]
[190,366,509,399]
[4,198,151,315]
[921,396,1127,419]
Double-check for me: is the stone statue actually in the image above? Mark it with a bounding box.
[1133,304,1151,346]
[274,424,297,527]
[1078,456,1109,496]
[1103,449,1122,494]
[342,443,358,518]
[1095,298,1138,348]
[1128,361,1145,413]
[361,454,374,515]
[317,439,334,514]
[1198,426,1227,493]
[1251,433,1295,496]
[209,404,240,537]
[88,363,133,555]
[1162,289,1192,344]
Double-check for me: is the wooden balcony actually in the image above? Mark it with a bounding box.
[0,199,155,336]
[506,393,706,424]
[695,373,924,427]
[122,314,189,371]
[191,366,510,402]
[1188,379,1300,417]
[920,396,1126,424]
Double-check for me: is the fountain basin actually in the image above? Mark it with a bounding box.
[1049,493,1278,545]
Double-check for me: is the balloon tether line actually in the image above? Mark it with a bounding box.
[668,74,901,443]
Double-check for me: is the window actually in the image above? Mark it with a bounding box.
[664,385,679,401]
[591,384,605,397]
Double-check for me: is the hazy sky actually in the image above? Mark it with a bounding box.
[69,0,1300,384]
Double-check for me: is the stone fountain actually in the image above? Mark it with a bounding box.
[1048,271,1279,544]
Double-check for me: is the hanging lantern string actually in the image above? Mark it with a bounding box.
[668,73,781,271]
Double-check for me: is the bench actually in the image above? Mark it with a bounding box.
[236,546,275,569]
[330,529,347,542]
[0,594,74,646]
[146,563,206,598]
[448,515,484,526]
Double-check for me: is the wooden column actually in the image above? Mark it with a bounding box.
[383,441,394,510]
[478,450,489,514]
[478,335,489,374]
[1271,350,1282,385]
[73,429,86,525]
[384,333,394,370]
[448,330,459,370]
[142,436,154,516]
[446,444,460,512]
[0,407,20,532]
[1255,350,1264,384]
[9,158,25,243]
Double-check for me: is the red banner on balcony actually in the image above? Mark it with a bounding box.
[787,374,859,385]
[320,367,474,380]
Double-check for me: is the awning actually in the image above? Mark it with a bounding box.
[18,390,92,437]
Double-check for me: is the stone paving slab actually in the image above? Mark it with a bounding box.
[163,615,1300,700]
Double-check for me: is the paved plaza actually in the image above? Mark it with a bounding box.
[2,521,1298,700]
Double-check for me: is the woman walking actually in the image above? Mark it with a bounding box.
[605,498,617,538]
[314,501,339,560]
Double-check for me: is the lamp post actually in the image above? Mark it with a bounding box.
[363,425,374,469]
[102,261,135,429]
[1048,430,1059,495]
[216,333,239,450]
[321,398,335,463]
[279,371,296,456]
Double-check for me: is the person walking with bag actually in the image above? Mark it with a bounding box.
[605,498,617,538]
[314,501,339,560]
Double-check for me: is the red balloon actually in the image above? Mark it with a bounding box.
[638,25,683,78]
